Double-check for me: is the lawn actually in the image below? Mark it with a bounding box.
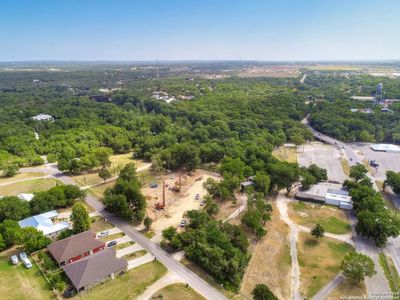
[0,249,56,300]
[77,261,167,300]
[0,178,60,196]
[0,172,44,185]
[240,202,291,300]
[115,241,135,250]
[272,146,297,163]
[89,215,114,233]
[124,250,147,260]
[88,181,115,198]
[379,253,400,293]
[288,201,351,234]
[99,232,125,242]
[297,232,354,298]
[151,283,205,300]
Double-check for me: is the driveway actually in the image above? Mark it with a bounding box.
[127,252,155,270]
[116,243,143,258]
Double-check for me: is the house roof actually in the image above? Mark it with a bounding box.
[17,193,34,202]
[62,248,127,290]
[32,114,53,121]
[18,210,69,236]
[48,231,105,263]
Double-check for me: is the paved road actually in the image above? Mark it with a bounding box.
[20,165,228,300]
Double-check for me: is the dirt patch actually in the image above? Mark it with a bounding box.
[327,279,366,299]
[237,66,300,78]
[272,146,298,163]
[144,169,221,239]
[288,201,351,234]
[297,232,354,298]
[240,202,291,300]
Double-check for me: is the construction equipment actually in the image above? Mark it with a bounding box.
[172,176,182,192]
[155,181,166,210]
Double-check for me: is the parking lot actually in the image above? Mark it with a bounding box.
[298,142,346,183]
[353,144,400,180]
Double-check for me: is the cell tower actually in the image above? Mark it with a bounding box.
[373,83,383,105]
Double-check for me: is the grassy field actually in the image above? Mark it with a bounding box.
[115,241,135,250]
[297,232,354,298]
[88,181,115,198]
[99,232,125,242]
[240,202,291,300]
[0,178,60,196]
[340,158,350,176]
[151,283,205,300]
[272,146,297,163]
[78,261,167,300]
[379,253,400,293]
[0,248,56,300]
[124,250,147,260]
[0,172,44,185]
[327,279,366,298]
[288,202,351,234]
[89,215,114,233]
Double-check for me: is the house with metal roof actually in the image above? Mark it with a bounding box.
[48,230,105,266]
[17,193,34,202]
[62,248,127,293]
[32,114,54,122]
[18,210,69,239]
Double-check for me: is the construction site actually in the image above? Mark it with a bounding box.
[142,169,221,240]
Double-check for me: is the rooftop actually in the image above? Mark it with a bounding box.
[18,210,69,236]
[32,114,54,121]
[370,144,400,152]
[62,248,127,290]
[48,231,105,263]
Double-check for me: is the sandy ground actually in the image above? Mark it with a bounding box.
[144,169,221,241]
[298,142,346,183]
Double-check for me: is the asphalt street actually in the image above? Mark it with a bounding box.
[20,164,228,300]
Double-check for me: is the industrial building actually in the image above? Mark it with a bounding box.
[295,182,352,210]
[370,144,400,153]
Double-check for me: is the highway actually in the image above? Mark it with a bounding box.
[20,164,228,300]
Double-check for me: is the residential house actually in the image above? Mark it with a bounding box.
[18,210,69,239]
[62,248,127,293]
[48,230,105,266]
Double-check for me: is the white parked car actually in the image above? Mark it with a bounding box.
[22,258,32,269]
[11,255,19,265]
[19,252,27,261]
[97,231,109,238]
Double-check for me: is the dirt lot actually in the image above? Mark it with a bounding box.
[298,142,346,183]
[327,280,366,299]
[288,202,351,234]
[240,202,291,300]
[144,169,221,240]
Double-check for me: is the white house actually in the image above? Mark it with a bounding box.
[32,114,54,122]
[18,210,70,239]
[325,189,353,210]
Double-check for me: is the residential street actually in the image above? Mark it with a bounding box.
[20,164,228,300]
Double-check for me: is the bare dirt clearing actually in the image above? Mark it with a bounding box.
[144,169,221,240]
[237,66,300,78]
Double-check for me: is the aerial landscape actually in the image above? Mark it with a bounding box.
[1,1,400,299]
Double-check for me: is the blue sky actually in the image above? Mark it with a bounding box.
[1,0,399,61]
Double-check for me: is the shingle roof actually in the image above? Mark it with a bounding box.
[48,231,105,263]
[62,248,127,290]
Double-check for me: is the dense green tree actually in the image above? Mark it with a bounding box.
[341,252,376,283]
[311,223,325,240]
[16,227,51,253]
[144,216,153,231]
[99,168,112,182]
[0,219,20,247]
[252,284,278,300]
[350,164,368,182]
[70,203,90,233]
[0,196,30,222]
[0,234,6,251]
[384,171,400,195]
